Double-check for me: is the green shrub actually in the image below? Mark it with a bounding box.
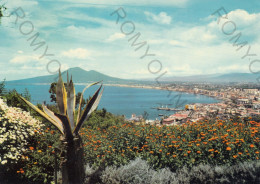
[86,108,125,130]
[82,119,260,171]
[101,158,154,184]
[0,97,62,183]
[0,97,44,183]
[2,89,31,112]
[100,158,260,184]
[20,127,61,183]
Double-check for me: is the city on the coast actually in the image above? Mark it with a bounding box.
[127,83,260,125]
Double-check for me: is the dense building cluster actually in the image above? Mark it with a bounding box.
[125,83,260,125]
[162,85,260,125]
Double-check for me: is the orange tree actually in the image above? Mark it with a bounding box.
[81,118,259,171]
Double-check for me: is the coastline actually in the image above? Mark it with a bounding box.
[5,82,223,102]
[104,83,224,104]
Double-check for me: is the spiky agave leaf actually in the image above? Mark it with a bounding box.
[18,95,64,134]
[89,88,104,115]
[76,81,101,125]
[67,77,76,130]
[79,88,104,127]
[56,70,67,115]
[67,71,69,88]
[42,104,64,133]
[54,113,73,139]
[74,85,103,135]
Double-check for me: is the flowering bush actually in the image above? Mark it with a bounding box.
[0,98,44,165]
[0,97,63,183]
[0,97,51,183]
[20,126,61,183]
[82,118,260,171]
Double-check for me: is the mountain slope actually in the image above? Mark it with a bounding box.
[6,67,133,84]
[6,68,258,84]
[162,73,258,83]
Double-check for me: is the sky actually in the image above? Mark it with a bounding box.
[0,0,260,80]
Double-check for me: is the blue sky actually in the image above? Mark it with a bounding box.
[0,0,260,80]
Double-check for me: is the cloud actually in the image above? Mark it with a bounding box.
[149,39,165,44]
[208,9,260,39]
[2,2,260,81]
[61,48,91,59]
[145,11,172,25]
[208,9,259,25]
[9,55,41,64]
[216,64,249,73]
[65,25,109,43]
[56,0,188,7]
[6,0,38,9]
[169,40,185,47]
[60,8,259,78]
[179,27,217,44]
[227,9,259,25]
[106,33,125,42]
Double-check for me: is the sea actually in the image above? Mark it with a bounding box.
[4,84,220,120]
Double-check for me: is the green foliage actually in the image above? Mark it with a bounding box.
[2,88,63,134]
[0,83,62,183]
[0,4,7,18]
[0,80,30,110]
[82,118,260,171]
[76,92,87,108]
[0,97,46,183]
[1,127,62,184]
[85,108,125,129]
[49,82,57,103]
[101,158,154,184]
[0,88,64,183]
[3,90,32,111]
[96,158,260,184]
[20,127,61,183]
[23,88,31,101]
[0,79,6,95]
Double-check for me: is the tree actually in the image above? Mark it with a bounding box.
[4,90,32,112]
[49,82,57,103]
[23,88,31,101]
[0,5,4,17]
[76,92,86,108]
[0,78,6,96]
[0,3,7,22]
[19,71,103,184]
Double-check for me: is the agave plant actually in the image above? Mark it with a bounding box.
[19,70,103,184]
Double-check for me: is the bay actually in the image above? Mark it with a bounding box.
[5,84,220,120]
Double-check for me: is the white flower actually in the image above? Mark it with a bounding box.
[1,160,7,165]
[0,97,45,164]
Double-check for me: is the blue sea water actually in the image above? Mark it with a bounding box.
[4,84,220,119]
